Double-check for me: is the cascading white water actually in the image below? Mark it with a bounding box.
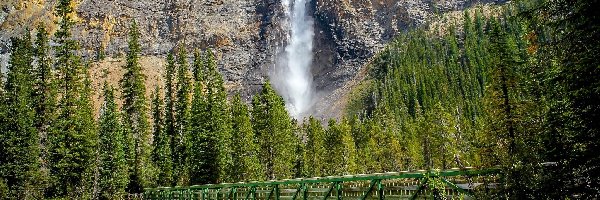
[274,0,315,118]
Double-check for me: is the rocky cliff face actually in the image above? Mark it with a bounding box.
[0,0,502,119]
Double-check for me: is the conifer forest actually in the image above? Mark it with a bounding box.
[0,0,599,199]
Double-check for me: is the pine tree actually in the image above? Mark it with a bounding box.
[164,52,177,186]
[376,101,407,171]
[81,66,99,199]
[303,116,326,177]
[189,49,232,184]
[98,82,128,199]
[230,94,262,181]
[204,49,232,183]
[173,46,192,185]
[189,84,218,184]
[484,17,543,198]
[49,0,98,197]
[292,131,305,178]
[349,116,378,173]
[189,50,218,184]
[0,33,43,199]
[251,81,296,179]
[339,119,358,174]
[403,119,424,171]
[121,119,137,190]
[121,21,152,192]
[420,102,457,169]
[361,103,404,172]
[151,86,173,186]
[32,24,55,191]
[363,134,381,173]
[485,18,521,163]
[324,119,358,175]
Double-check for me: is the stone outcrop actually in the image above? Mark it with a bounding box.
[0,0,502,119]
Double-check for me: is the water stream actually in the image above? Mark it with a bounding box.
[276,0,315,118]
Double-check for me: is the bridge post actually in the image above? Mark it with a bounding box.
[275,184,280,200]
[303,183,308,200]
[378,180,384,200]
[336,181,343,200]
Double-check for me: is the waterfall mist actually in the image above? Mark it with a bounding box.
[272,0,315,119]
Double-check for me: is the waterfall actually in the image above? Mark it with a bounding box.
[274,0,315,118]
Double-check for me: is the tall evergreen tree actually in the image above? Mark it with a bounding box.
[189,49,232,184]
[204,49,232,182]
[420,103,457,169]
[173,46,192,185]
[32,24,55,191]
[324,119,358,175]
[292,130,305,178]
[349,116,378,173]
[151,86,173,186]
[251,81,296,179]
[486,18,521,162]
[189,56,218,184]
[98,83,128,199]
[229,94,263,181]
[303,116,326,177]
[48,0,98,197]
[120,21,152,192]
[163,52,177,186]
[0,33,43,199]
[81,66,99,199]
[189,64,219,184]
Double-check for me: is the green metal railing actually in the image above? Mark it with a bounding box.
[144,168,501,200]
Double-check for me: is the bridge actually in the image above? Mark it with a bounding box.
[143,168,501,200]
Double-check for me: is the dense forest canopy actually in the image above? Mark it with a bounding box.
[347,0,599,197]
[0,0,598,199]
